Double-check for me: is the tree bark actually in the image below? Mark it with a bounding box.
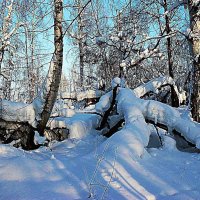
[37,0,63,135]
[77,0,84,87]
[188,0,200,122]
[118,11,124,77]
[97,86,118,130]
[163,0,179,107]
[163,0,173,79]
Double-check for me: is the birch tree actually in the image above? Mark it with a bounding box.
[37,0,64,135]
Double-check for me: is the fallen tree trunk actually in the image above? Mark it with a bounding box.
[95,78,126,136]
[133,76,185,106]
[0,0,64,149]
[1,77,199,152]
[145,119,196,147]
[119,88,200,149]
[97,86,118,130]
[101,87,200,158]
[104,88,151,157]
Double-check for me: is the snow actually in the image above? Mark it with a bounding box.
[133,76,173,97]
[120,60,126,68]
[60,91,77,99]
[61,90,105,101]
[110,35,119,41]
[115,88,151,157]
[1,75,200,199]
[133,76,186,104]
[1,130,200,200]
[51,107,76,118]
[77,90,105,102]
[67,114,101,139]
[47,113,101,139]
[95,91,113,113]
[1,99,37,127]
[142,48,149,56]
[34,131,46,144]
[111,77,126,88]
[193,0,200,6]
[175,120,200,148]
[142,100,200,148]
[1,81,200,199]
[116,88,200,148]
[130,48,159,66]
[118,31,125,38]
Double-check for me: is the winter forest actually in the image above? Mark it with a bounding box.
[0,0,200,199]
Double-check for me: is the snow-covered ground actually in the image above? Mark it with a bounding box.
[0,129,200,200]
[1,82,200,200]
[1,85,200,200]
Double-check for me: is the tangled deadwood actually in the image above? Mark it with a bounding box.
[0,77,199,152]
[0,119,38,150]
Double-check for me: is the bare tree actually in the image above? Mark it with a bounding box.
[77,0,85,86]
[37,0,64,135]
[163,0,179,107]
[188,0,200,122]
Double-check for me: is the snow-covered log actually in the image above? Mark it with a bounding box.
[0,0,64,148]
[44,89,114,140]
[95,77,127,133]
[119,88,200,149]
[0,100,37,127]
[133,76,186,105]
[97,87,118,130]
[0,99,39,149]
[0,119,37,149]
[106,88,151,157]
[61,90,105,102]
[0,82,110,145]
[1,75,199,151]
[95,91,113,114]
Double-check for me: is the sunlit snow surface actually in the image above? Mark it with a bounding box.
[0,132,200,200]
[1,84,200,199]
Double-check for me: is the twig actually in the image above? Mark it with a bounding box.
[153,124,163,146]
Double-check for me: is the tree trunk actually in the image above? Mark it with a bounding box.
[37,0,63,135]
[163,0,179,107]
[77,0,84,87]
[79,41,84,86]
[0,49,5,72]
[163,0,173,78]
[188,0,200,122]
[118,11,124,77]
[29,31,36,102]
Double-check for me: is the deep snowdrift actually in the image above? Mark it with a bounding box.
[0,131,200,200]
[1,79,200,200]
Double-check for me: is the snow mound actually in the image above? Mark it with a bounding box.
[1,100,37,127]
[95,91,112,113]
[106,88,151,158]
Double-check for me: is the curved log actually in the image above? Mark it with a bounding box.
[133,76,185,107]
[119,88,200,149]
